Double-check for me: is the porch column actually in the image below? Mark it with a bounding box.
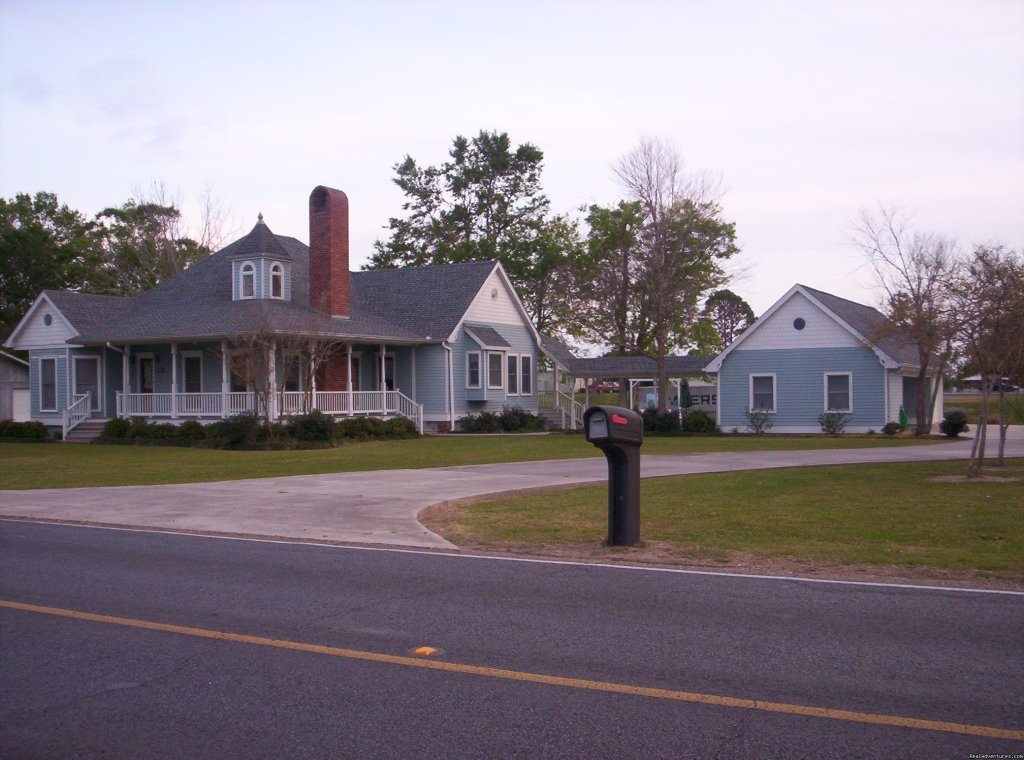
[268,341,278,421]
[170,342,178,419]
[220,340,229,418]
[347,343,354,416]
[380,344,386,394]
[309,358,317,413]
[121,346,130,418]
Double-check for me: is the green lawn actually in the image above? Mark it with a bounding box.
[0,434,940,490]
[945,393,1024,425]
[426,460,1024,577]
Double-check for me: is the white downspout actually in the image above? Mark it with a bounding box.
[220,340,229,418]
[170,342,178,419]
[443,341,455,429]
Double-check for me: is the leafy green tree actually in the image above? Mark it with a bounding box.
[701,289,754,349]
[0,192,105,339]
[369,131,585,332]
[95,200,209,294]
[575,200,650,355]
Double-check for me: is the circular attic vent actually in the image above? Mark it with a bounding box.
[793,318,806,331]
[43,314,53,326]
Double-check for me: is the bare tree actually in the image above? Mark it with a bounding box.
[615,137,738,412]
[853,205,960,434]
[956,245,1024,474]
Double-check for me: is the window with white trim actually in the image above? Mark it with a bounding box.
[750,374,776,412]
[487,352,504,389]
[825,373,852,412]
[466,352,481,389]
[240,261,256,298]
[506,354,519,395]
[40,357,57,412]
[270,262,284,299]
[520,355,532,395]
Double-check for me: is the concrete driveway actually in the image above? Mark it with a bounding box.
[2,432,1021,549]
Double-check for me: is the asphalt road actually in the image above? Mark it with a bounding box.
[2,521,1022,759]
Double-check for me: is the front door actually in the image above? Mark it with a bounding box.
[138,356,155,394]
[383,355,395,391]
[74,356,101,412]
[183,355,202,393]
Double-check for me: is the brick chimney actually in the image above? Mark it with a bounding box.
[308,185,350,318]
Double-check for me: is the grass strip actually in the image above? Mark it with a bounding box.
[428,460,1024,576]
[0,434,937,490]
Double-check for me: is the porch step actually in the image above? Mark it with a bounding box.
[538,408,575,431]
[64,419,109,443]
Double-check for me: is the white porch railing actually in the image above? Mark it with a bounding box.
[116,390,423,433]
[554,390,584,430]
[63,392,91,438]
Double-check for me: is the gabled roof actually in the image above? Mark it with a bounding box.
[59,220,503,345]
[704,284,924,372]
[540,335,712,378]
[4,290,133,348]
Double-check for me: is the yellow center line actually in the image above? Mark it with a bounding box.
[3,599,1021,742]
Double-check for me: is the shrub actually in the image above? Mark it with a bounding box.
[285,410,334,442]
[102,418,132,439]
[681,409,719,434]
[745,408,773,434]
[456,411,500,433]
[384,416,418,438]
[336,416,387,440]
[641,409,680,433]
[177,419,207,441]
[499,406,545,432]
[818,411,850,435]
[207,412,264,446]
[882,421,902,436]
[939,410,970,438]
[0,420,49,439]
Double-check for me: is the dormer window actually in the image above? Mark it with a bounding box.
[240,261,256,299]
[270,262,284,299]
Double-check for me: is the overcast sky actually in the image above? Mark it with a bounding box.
[2,0,1022,322]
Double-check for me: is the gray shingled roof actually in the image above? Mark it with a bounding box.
[800,284,923,366]
[464,323,511,349]
[69,221,499,345]
[540,335,712,378]
[42,291,133,338]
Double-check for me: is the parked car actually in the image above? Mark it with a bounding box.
[588,381,620,393]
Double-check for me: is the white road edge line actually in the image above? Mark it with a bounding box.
[3,517,1022,596]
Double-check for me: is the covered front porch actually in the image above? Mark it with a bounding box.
[108,338,424,433]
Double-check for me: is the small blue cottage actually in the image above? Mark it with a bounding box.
[705,284,943,433]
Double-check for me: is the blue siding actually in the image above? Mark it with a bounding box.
[453,323,538,416]
[718,347,886,430]
[415,344,449,416]
[29,348,67,424]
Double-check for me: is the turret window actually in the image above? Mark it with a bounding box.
[240,262,256,299]
[270,263,284,299]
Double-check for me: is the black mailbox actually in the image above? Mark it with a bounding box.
[583,405,643,546]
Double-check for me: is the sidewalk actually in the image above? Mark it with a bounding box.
[3,435,1020,549]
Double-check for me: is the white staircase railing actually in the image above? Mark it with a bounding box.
[554,390,584,430]
[63,392,91,438]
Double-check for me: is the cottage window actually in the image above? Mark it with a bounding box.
[750,374,776,412]
[487,352,504,389]
[270,263,284,299]
[240,261,256,298]
[466,352,481,389]
[40,358,57,411]
[825,373,852,412]
[520,355,532,395]
[506,355,519,395]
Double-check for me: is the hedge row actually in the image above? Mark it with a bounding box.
[98,411,418,449]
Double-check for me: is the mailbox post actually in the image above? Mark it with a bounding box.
[583,405,643,546]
